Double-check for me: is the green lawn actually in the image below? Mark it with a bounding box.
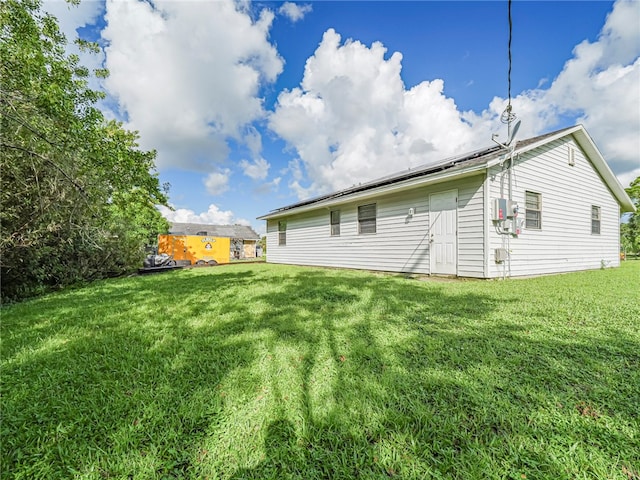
[2,262,639,479]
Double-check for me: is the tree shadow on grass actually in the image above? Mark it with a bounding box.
[230,270,639,479]
[2,265,639,479]
[2,268,265,479]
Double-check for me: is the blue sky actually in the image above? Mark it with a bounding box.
[45,0,639,233]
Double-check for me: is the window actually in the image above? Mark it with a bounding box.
[358,203,376,234]
[330,210,340,236]
[278,220,286,246]
[525,191,542,229]
[591,205,601,234]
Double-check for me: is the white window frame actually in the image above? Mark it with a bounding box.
[358,203,377,234]
[525,191,542,230]
[278,220,287,246]
[591,205,601,235]
[330,210,340,236]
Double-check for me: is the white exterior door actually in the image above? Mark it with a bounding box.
[429,190,458,275]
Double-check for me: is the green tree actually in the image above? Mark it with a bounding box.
[621,176,640,255]
[0,0,169,301]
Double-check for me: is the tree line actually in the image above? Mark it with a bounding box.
[1,0,169,301]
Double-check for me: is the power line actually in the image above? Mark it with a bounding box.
[501,0,516,125]
[507,0,512,107]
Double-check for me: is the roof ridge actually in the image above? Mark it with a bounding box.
[258,125,585,218]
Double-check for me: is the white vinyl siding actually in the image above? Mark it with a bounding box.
[266,175,485,276]
[488,136,620,277]
[456,176,485,277]
[263,127,628,279]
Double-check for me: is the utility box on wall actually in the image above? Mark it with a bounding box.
[492,198,507,221]
[493,198,520,223]
[495,248,509,263]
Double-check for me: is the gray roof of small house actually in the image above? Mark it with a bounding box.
[168,223,260,239]
[257,125,635,219]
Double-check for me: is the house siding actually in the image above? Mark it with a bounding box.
[266,175,485,275]
[457,175,485,277]
[487,136,621,277]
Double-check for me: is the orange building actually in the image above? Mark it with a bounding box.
[157,223,261,265]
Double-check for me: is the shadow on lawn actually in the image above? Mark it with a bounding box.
[2,268,263,479]
[228,270,639,479]
[2,266,639,479]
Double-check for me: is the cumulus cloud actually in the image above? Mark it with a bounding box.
[278,2,312,23]
[618,167,640,190]
[467,0,640,177]
[204,169,231,195]
[548,0,639,175]
[46,0,638,204]
[269,29,480,197]
[158,204,251,226]
[253,176,282,195]
[101,0,283,172]
[240,157,270,180]
[270,0,639,198]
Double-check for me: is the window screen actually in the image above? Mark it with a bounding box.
[330,210,340,236]
[525,191,541,229]
[278,220,286,246]
[358,204,376,234]
[591,206,601,234]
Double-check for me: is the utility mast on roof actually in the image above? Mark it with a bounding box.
[492,0,521,150]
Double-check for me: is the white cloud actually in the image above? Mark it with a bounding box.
[468,0,640,176]
[101,0,283,173]
[253,176,282,195]
[158,204,251,226]
[270,0,640,199]
[240,157,270,180]
[45,0,639,205]
[243,126,263,158]
[204,169,231,195]
[269,29,480,197]
[278,2,312,23]
[617,167,640,190]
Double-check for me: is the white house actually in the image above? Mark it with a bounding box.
[258,125,635,278]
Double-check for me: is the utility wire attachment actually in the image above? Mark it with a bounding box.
[501,104,516,125]
[500,0,516,127]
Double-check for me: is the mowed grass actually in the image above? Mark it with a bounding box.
[2,262,639,480]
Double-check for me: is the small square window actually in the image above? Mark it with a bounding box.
[330,210,340,236]
[525,191,542,229]
[591,206,601,234]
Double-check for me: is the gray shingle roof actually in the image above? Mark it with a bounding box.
[168,223,260,239]
[260,126,577,218]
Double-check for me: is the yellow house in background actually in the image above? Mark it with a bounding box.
[158,234,231,265]
[158,223,261,266]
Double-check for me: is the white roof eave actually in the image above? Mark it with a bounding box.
[258,163,488,220]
